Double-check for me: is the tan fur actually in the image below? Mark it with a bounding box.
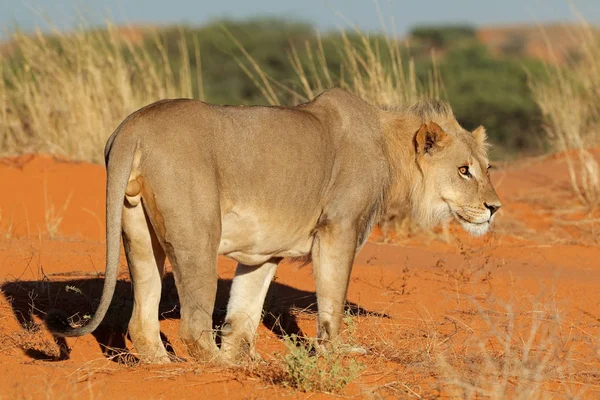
[48,89,500,363]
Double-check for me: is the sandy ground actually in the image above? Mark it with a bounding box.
[0,154,599,399]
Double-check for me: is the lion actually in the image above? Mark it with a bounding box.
[46,88,501,364]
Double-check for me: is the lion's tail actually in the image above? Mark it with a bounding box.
[45,131,138,337]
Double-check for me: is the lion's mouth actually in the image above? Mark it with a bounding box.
[454,212,489,226]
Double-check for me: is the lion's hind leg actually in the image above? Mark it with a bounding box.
[122,200,170,364]
[161,210,221,362]
[220,259,280,362]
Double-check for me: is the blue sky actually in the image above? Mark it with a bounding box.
[1,0,599,36]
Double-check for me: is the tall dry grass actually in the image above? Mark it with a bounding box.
[436,300,580,399]
[529,21,600,208]
[235,26,440,108]
[0,23,201,163]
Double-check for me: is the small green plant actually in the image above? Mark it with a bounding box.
[343,308,358,338]
[279,334,363,393]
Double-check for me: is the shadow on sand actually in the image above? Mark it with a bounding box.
[1,271,389,362]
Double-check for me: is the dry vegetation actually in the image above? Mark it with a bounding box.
[530,20,600,208]
[0,23,200,163]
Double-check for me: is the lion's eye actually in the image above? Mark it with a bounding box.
[458,166,470,176]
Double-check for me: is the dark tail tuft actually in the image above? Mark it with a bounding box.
[45,309,79,337]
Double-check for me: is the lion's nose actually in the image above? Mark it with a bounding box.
[484,202,501,216]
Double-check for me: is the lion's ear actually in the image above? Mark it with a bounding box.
[415,122,449,156]
[473,125,487,147]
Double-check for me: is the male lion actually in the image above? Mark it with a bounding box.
[47,88,501,364]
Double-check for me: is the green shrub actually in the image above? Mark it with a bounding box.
[410,25,477,47]
[279,334,363,393]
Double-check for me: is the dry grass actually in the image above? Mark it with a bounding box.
[529,18,600,209]
[43,182,72,239]
[436,300,581,399]
[235,19,440,107]
[0,22,200,163]
[0,208,14,239]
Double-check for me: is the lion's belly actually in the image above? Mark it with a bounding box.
[217,209,316,266]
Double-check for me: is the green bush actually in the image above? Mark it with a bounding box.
[410,25,477,47]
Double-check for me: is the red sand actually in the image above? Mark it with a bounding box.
[0,154,599,399]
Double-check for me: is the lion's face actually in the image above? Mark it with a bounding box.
[414,122,501,236]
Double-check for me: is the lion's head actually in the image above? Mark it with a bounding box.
[382,99,501,236]
[409,118,501,236]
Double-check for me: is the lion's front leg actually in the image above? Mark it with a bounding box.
[312,221,357,347]
[220,258,280,362]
